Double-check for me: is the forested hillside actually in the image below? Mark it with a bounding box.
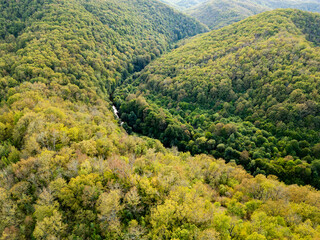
[251,0,320,11]
[0,0,207,96]
[115,9,320,189]
[189,0,320,29]
[186,0,268,29]
[1,0,320,239]
[161,0,320,29]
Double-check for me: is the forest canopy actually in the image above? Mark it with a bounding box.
[114,9,320,189]
[1,0,320,239]
[161,0,320,29]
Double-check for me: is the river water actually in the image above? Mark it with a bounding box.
[112,105,124,125]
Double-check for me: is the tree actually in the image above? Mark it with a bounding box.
[33,210,67,239]
[98,190,123,237]
[313,143,320,158]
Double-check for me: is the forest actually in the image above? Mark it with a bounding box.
[161,0,320,29]
[1,0,320,239]
[114,9,320,188]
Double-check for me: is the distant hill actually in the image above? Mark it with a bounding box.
[115,9,320,188]
[186,0,268,29]
[159,0,208,10]
[162,0,320,29]
[251,0,320,11]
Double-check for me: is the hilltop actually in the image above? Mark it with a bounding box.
[162,0,320,29]
[186,0,268,29]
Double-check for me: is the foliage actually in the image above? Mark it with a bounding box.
[1,0,320,238]
[186,0,268,29]
[162,0,320,29]
[115,9,320,188]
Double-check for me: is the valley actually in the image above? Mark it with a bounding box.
[1,0,320,239]
[114,9,320,188]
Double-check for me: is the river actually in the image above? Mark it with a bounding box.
[112,105,124,126]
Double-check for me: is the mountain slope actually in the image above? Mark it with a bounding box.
[0,0,207,96]
[169,0,320,29]
[186,0,269,29]
[251,0,320,10]
[115,9,320,188]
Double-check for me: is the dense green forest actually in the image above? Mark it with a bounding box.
[1,0,320,239]
[114,9,320,189]
[0,0,207,96]
[161,0,320,29]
